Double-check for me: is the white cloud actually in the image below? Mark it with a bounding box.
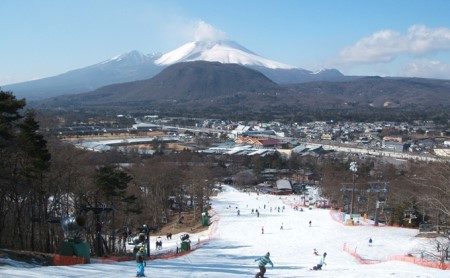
[193,20,227,41]
[399,59,450,79]
[173,20,228,44]
[338,25,450,64]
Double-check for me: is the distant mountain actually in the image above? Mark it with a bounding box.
[3,51,163,100]
[155,39,345,84]
[3,40,344,100]
[35,61,280,108]
[250,66,347,84]
[33,61,450,112]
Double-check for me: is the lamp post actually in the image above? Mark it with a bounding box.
[349,162,358,216]
[142,224,150,257]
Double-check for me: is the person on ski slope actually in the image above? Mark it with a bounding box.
[136,246,146,277]
[312,252,327,270]
[255,252,273,278]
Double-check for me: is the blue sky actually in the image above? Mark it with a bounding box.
[2,0,450,85]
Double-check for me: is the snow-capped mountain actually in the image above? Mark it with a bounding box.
[100,50,160,66]
[155,40,296,70]
[154,40,345,83]
[4,40,345,101]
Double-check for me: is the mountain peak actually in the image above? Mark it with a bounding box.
[101,50,161,65]
[155,39,296,69]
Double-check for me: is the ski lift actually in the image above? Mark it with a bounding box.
[403,209,416,219]
[383,208,393,214]
[357,195,367,203]
[377,196,386,203]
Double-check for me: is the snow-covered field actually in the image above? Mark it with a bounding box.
[0,185,448,277]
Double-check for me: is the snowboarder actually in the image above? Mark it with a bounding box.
[312,252,327,270]
[255,252,273,278]
[136,246,146,277]
[369,237,373,247]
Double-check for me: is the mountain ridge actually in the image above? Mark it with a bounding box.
[31,61,450,113]
[3,40,342,100]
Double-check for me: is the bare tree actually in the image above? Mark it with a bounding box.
[410,162,450,228]
[184,166,213,222]
[130,157,183,228]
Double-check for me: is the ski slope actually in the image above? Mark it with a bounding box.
[0,185,447,277]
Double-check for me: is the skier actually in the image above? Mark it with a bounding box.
[309,220,312,227]
[312,252,327,270]
[369,237,373,247]
[166,232,172,240]
[156,237,162,250]
[255,252,273,278]
[136,246,146,277]
[261,226,264,234]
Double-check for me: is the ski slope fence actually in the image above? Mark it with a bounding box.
[343,242,450,270]
[53,254,89,265]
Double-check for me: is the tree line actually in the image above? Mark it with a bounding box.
[0,91,217,256]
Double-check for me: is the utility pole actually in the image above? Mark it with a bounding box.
[340,183,358,218]
[349,162,358,216]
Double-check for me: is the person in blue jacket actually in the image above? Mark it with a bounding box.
[135,246,146,277]
[255,252,273,278]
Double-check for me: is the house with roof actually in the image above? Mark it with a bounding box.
[275,179,293,194]
[235,137,280,148]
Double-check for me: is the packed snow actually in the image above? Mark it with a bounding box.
[0,185,448,277]
[155,40,296,69]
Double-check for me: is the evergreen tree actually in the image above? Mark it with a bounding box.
[0,91,26,249]
[16,109,51,251]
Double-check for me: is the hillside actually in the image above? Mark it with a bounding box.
[32,61,450,114]
[32,61,280,108]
